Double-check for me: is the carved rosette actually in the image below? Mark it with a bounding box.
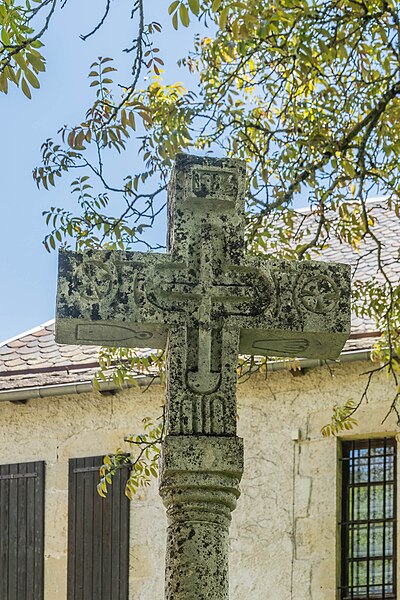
[294,273,339,314]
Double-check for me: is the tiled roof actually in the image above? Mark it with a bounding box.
[306,200,400,334]
[0,321,100,391]
[1,199,398,392]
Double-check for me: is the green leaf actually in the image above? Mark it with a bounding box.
[26,52,45,72]
[5,65,17,84]
[21,78,31,99]
[179,3,190,26]
[1,28,10,45]
[168,0,179,14]
[14,52,27,70]
[67,131,75,147]
[139,110,153,125]
[25,69,40,89]
[219,6,229,28]
[188,0,199,15]
[0,72,8,94]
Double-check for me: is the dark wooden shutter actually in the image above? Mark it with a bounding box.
[67,456,130,600]
[0,460,45,600]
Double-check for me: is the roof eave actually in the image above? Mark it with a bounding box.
[0,346,373,403]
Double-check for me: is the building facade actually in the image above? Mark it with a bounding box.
[0,319,397,599]
[1,200,399,599]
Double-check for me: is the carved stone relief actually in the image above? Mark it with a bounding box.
[191,167,238,200]
[75,258,118,304]
[76,323,153,344]
[295,274,339,314]
[56,154,351,436]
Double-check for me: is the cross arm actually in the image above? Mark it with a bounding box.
[236,257,351,360]
[55,249,173,350]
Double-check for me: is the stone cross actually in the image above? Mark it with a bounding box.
[56,154,351,599]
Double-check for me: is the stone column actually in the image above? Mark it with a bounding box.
[159,435,244,600]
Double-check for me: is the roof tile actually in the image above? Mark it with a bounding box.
[26,340,39,348]
[4,358,25,368]
[33,328,51,337]
[39,336,54,345]
[8,340,26,348]
[21,335,39,343]
[0,346,13,356]
[40,346,59,355]
[21,353,41,361]
[18,345,41,355]
[52,357,74,365]
[26,358,46,365]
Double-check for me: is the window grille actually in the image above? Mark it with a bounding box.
[0,461,45,600]
[67,455,130,600]
[340,438,397,599]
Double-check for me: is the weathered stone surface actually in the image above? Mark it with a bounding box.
[160,435,243,600]
[57,155,350,359]
[56,154,351,437]
[56,251,350,359]
[54,153,351,600]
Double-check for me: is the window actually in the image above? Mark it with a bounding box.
[0,461,45,600]
[67,455,130,600]
[340,438,397,599]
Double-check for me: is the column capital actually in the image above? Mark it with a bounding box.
[161,435,244,476]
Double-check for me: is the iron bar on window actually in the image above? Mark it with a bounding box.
[340,438,397,600]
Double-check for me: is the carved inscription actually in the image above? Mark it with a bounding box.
[145,262,272,318]
[191,168,237,199]
[179,395,226,435]
[252,338,310,354]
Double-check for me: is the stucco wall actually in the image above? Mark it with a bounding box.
[0,360,398,599]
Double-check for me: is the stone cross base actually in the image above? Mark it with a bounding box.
[159,436,244,600]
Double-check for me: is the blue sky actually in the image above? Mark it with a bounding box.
[0,0,200,341]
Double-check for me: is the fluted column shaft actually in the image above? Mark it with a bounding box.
[159,435,244,600]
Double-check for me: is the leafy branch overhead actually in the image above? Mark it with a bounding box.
[34,56,187,252]
[0,0,47,96]
[4,0,400,479]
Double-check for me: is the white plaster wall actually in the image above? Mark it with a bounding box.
[0,360,398,599]
[0,385,167,600]
[233,361,399,599]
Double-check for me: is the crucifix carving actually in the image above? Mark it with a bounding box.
[56,154,351,599]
